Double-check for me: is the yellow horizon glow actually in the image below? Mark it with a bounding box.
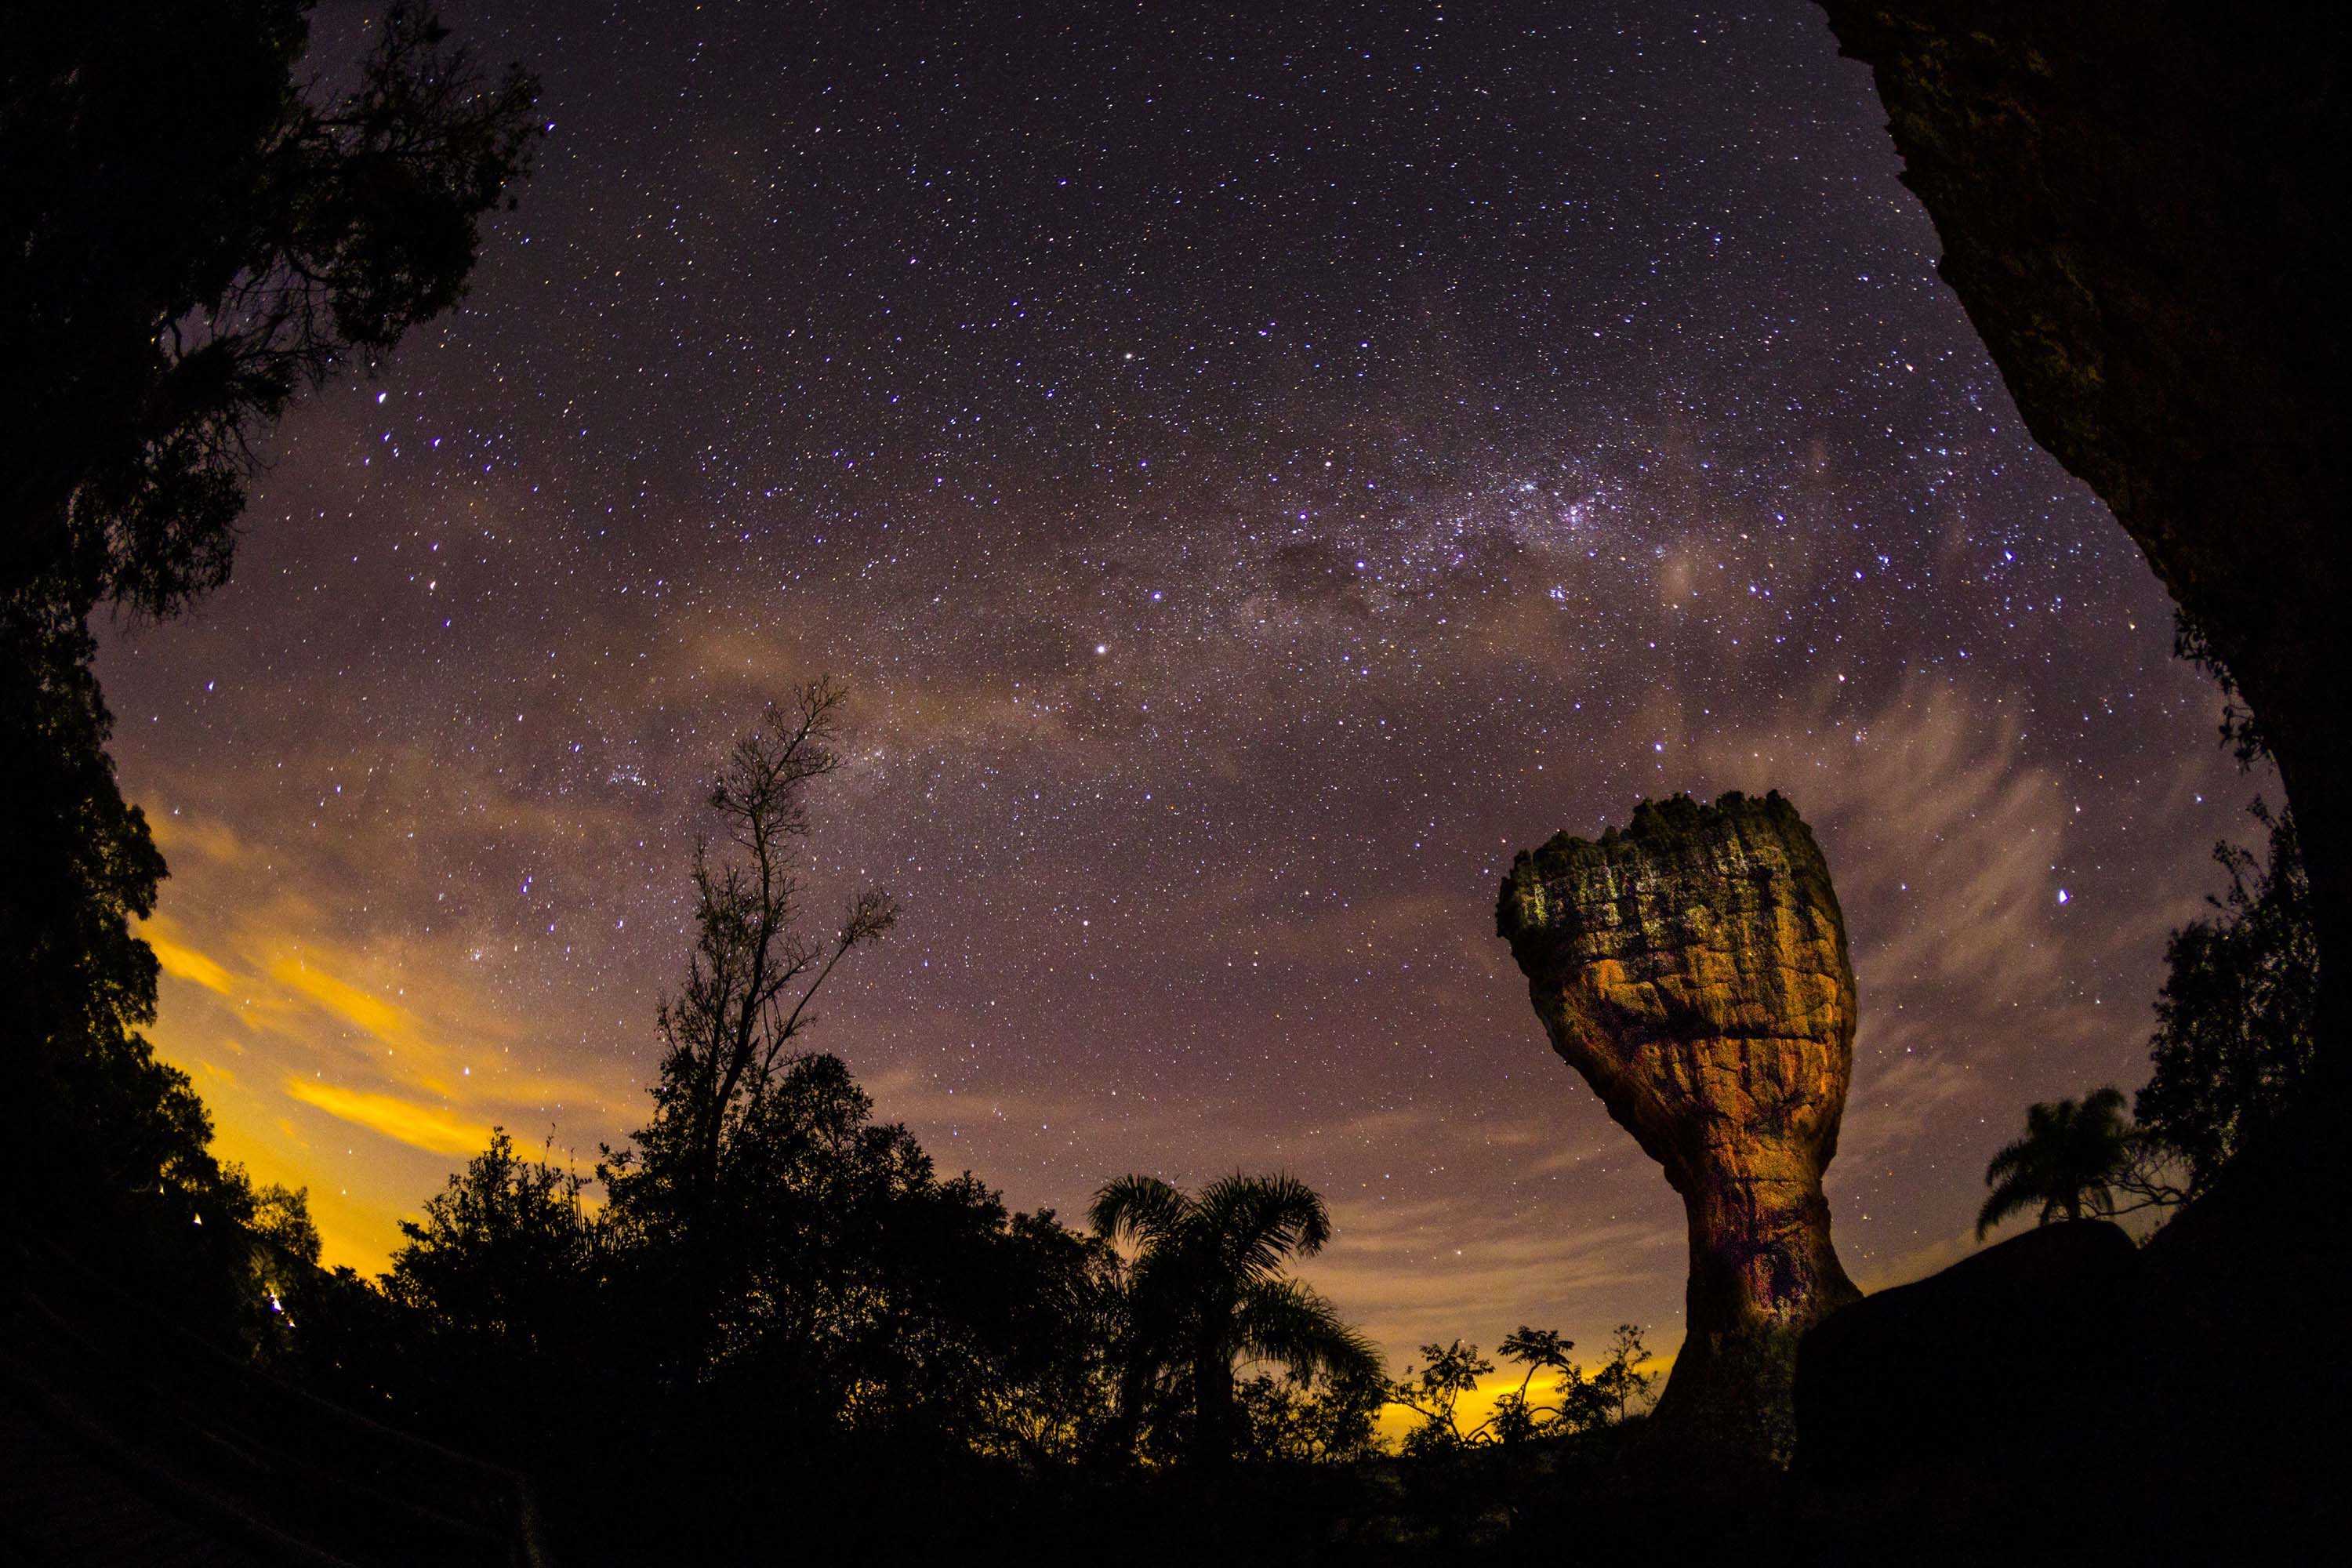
[1371,1357,1674,1442]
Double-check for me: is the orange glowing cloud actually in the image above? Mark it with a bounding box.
[269,956,426,1047]
[150,933,236,996]
[147,811,258,868]
[282,1077,495,1158]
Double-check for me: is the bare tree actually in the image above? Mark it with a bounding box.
[608,679,897,1233]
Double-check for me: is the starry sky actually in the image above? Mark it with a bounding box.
[100,0,2259,1374]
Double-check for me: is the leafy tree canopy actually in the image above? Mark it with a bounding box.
[2136,800,2318,1196]
[5,3,538,1324]
[1091,1171,1382,1468]
[3,1,539,619]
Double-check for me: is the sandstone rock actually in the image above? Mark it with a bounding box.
[1497,790,1859,1457]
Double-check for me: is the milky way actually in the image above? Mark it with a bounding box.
[99,1,2256,1368]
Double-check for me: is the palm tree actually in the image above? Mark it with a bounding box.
[1976,1087,2137,1238]
[1090,1172,1382,1467]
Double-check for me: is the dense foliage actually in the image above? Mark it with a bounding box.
[5,1,538,1336]
[2137,800,2318,1196]
[239,698,1659,1556]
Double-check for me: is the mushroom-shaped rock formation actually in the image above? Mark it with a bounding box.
[1497,790,1860,1456]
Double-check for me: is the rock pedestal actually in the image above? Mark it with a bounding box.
[1497,790,1859,1456]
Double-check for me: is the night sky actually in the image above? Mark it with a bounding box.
[100,1,2256,1372]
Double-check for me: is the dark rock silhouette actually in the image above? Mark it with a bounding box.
[1815,2,2349,1065]
[1794,1219,2313,1557]
[1497,790,1859,1456]
[1797,1221,2140,1493]
[1815,10,2343,1541]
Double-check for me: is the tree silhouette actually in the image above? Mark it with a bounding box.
[1588,1323,1657,1425]
[7,604,230,1218]
[1388,1339,1494,1454]
[1234,1362,1387,1463]
[1089,1172,1381,1468]
[2138,800,2318,1197]
[4,3,539,620]
[381,1128,597,1457]
[244,1181,324,1350]
[5,608,278,1333]
[599,679,895,1374]
[1976,1088,2138,1238]
[5,2,537,1297]
[249,1184,324,1272]
[386,1128,596,1349]
[1388,1324,1654,1451]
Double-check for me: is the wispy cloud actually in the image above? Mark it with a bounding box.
[148,929,234,995]
[270,956,430,1053]
[283,1078,495,1158]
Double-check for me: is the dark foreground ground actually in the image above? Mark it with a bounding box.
[9,1193,2334,1566]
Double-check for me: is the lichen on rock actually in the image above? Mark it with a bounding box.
[1497,789,1860,1457]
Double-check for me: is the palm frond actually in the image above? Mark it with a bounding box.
[1232,1276,1384,1387]
[1200,1171,1333,1278]
[1121,1244,1203,1345]
[1090,1173,1189,1248]
[1980,1133,2034,1187]
[1978,1085,2140,1239]
[1976,1171,2037,1240]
